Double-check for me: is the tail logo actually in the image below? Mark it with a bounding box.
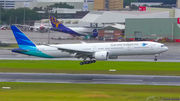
[142,43,148,46]
[93,29,97,32]
[50,16,61,28]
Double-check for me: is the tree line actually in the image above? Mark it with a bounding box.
[0,7,41,25]
[0,2,74,25]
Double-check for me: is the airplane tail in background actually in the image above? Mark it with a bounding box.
[49,16,66,29]
[11,25,36,49]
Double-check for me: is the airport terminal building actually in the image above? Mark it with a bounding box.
[0,0,94,11]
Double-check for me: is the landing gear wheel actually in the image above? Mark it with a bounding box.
[82,61,86,64]
[154,58,157,61]
[86,61,89,64]
[80,62,84,65]
[92,60,96,63]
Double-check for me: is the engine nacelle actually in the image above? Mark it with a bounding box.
[94,51,109,61]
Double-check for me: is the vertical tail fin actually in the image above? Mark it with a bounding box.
[11,25,36,48]
[49,16,66,29]
[92,29,98,37]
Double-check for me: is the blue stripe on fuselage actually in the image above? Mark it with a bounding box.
[12,45,55,58]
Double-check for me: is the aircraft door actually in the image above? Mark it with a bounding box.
[93,46,96,51]
[150,44,154,50]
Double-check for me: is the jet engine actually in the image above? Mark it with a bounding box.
[94,51,109,60]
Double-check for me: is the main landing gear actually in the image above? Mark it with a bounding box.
[80,60,96,65]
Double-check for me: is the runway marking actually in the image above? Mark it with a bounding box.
[2,87,11,89]
[92,79,143,82]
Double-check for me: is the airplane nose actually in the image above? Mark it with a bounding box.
[165,46,168,51]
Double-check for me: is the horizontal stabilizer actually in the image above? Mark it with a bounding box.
[51,28,62,31]
[12,48,29,52]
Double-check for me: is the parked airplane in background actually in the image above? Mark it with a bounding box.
[49,16,99,38]
[0,26,6,30]
[34,23,49,33]
[11,25,168,65]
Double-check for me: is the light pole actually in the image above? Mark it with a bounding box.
[24,2,29,25]
[9,16,11,25]
[48,7,51,44]
[0,3,1,25]
[24,6,25,25]
[15,17,17,24]
[28,18,30,25]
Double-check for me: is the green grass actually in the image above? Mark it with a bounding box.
[0,44,18,49]
[0,82,180,101]
[0,60,180,75]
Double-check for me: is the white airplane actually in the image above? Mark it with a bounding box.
[49,16,99,38]
[11,25,168,65]
[33,23,50,33]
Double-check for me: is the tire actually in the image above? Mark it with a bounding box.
[154,58,157,61]
[86,61,89,64]
[80,62,84,65]
[92,60,96,63]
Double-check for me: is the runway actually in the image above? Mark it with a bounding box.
[0,73,180,86]
[0,54,180,62]
[0,57,180,62]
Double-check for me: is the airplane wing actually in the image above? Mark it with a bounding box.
[48,45,94,58]
[57,47,93,54]
[80,41,87,44]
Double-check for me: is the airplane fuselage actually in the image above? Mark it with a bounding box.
[52,27,98,36]
[12,41,168,59]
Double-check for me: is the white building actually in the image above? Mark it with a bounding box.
[51,8,82,13]
[131,2,163,6]
[177,0,180,8]
[81,10,170,23]
[0,0,94,11]
[0,0,35,9]
[36,0,84,2]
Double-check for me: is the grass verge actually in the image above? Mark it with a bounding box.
[0,60,179,75]
[0,44,18,49]
[0,82,180,101]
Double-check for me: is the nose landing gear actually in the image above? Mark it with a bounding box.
[154,56,158,61]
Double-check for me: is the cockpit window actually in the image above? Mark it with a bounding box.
[161,45,165,47]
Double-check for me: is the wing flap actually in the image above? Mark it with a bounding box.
[57,47,93,54]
